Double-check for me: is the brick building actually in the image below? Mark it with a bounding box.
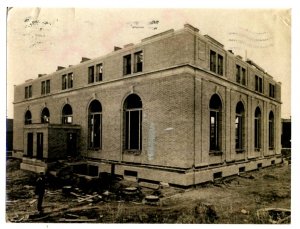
[13,24,282,186]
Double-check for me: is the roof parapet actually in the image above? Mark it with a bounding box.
[204,34,224,48]
[56,66,65,71]
[246,59,265,72]
[80,57,90,63]
[114,46,122,51]
[141,29,174,43]
[184,23,199,33]
[38,74,46,77]
[123,43,134,48]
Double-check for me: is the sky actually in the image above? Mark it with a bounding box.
[6,8,291,118]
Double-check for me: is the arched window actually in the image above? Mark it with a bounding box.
[123,94,142,151]
[235,102,245,151]
[62,104,73,124]
[209,94,222,151]
[254,107,262,150]
[269,111,275,149]
[41,107,50,123]
[24,110,32,125]
[88,100,102,149]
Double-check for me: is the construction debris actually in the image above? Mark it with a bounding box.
[256,208,291,224]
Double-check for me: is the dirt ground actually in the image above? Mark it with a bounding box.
[6,158,291,223]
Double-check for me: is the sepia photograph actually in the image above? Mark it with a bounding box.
[5,5,293,224]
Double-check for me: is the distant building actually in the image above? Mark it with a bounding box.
[6,118,13,156]
[281,118,291,149]
[13,24,282,186]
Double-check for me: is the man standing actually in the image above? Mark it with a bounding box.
[35,172,46,214]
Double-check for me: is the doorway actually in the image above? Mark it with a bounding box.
[27,133,33,157]
[67,133,77,157]
[37,133,43,159]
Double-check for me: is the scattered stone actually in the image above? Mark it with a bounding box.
[241,209,248,214]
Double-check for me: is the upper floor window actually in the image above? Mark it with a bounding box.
[25,85,32,99]
[134,51,143,73]
[255,75,263,93]
[62,73,73,90]
[89,64,103,84]
[88,66,95,84]
[210,50,223,76]
[269,83,275,98]
[123,54,131,75]
[24,110,32,125]
[41,80,50,95]
[96,63,103,82]
[236,65,246,85]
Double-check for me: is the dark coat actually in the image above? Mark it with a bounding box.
[35,176,45,196]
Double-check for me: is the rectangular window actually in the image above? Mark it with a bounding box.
[210,50,216,73]
[269,83,275,98]
[217,54,223,75]
[25,85,32,99]
[62,74,67,90]
[96,64,103,82]
[236,65,246,85]
[125,110,142,150]
[241,68,246,85]
[46,80,50,94]
[123,54,131,75]
[255,75,263,93]
[68,73,73,88]
[41,81,46,95]
[134,51,143,73]
[236,65,241,83]
[88,66,94,84]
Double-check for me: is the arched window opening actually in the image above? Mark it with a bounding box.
[62,104,73,124]
[41,107,50,123]
[209,94,222,151]
[254,107,262,150]
[235,102,245,151]
[25,110,32,125]
[269,111,275,149]
[123,94,142,151]
[88,100,102,149]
